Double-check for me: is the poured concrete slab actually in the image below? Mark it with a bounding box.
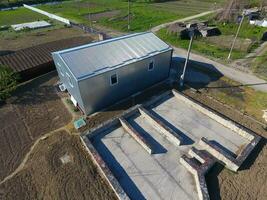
[151,95,249,154]
[93,119,198,200]
[88,92,253,200]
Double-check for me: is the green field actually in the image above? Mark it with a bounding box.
[0,7,65,40]
[157,28,247,60]
[36,0,226,32]
[205,76,267,122]
[0,7,48,26]
[157,14,266,61]
[187,64,267,122]
[252,48,267,80]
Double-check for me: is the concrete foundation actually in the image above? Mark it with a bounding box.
[180,147,216,200]
[82,90,260,200]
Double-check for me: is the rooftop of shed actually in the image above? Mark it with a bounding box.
[0,36,93,73]
[53,32,172,80]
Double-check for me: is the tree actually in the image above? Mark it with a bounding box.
[0,65,19,101]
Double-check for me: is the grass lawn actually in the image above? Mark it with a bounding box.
[0,6,66,41]
[37,0,226,32]
[215,21,266,41]
[157,14,266,60]
[205,76,267,122]
[0,7,48,26]
[157,28,246,60]
[0,19,66,40]
[252,48,267,81]
[187,64,267,122]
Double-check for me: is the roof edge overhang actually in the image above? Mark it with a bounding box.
[53,32,159,55]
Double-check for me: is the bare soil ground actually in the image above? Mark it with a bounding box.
[0,72,71,181]
[0,27,91,51]
[0,130,117,200]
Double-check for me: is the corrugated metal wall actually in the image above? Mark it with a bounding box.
[78,50,172,115]
[52,54,86,112]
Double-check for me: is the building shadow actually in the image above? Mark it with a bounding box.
[239,137,266,171]
[0,50,15,56]
[171,56,224,90]
[206,163,224,200]
[128,116,168,154]
[209,140,237,158]
[91,134,147,200]
[149,109,194,145]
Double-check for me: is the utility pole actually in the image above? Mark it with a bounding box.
[180,29,194,88]
[89,13,93,32]
[227,11,245,60]
[128,0,130,31]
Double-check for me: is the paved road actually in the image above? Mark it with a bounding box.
[151,10,221,33]
[173,46,267,92]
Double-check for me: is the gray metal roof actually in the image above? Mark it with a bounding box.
[53,32,172,80]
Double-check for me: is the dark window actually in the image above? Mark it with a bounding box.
[110,74,118,86]
[148,61,154,71]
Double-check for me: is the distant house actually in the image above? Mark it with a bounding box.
[52,32,173,115]
[167,23,189,39]
[199,27,221,37]
[244,8,261,20]
[250,19,267,27]
[186,20,208,29]
[167,21,220,39]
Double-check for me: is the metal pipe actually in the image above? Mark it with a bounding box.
[227,13,245,60]
[180,31,194,87]
[128,0,130,30]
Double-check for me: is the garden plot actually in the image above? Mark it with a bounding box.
[83,90,260,200]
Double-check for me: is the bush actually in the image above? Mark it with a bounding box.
[0,65,19,101]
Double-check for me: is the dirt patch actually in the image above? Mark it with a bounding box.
[0,72,71,181]
[0,130,117,200]
[0,27,92,51]
[207,142,267,200]
[0,105,32,180]
[204,35,253,52]
[88,10,121,22]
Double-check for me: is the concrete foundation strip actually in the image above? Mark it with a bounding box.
[172,89,259,141]
[119,117,153,154]
[172,89,261,171]
[80,136,130,200]
[138,106,182,146]
[199,136,260,171]
[84,104,141,139]
[180,147,216,200]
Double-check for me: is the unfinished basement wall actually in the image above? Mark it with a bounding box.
[78,50,173,115]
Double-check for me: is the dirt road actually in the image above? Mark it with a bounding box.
[150,10,221,33]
